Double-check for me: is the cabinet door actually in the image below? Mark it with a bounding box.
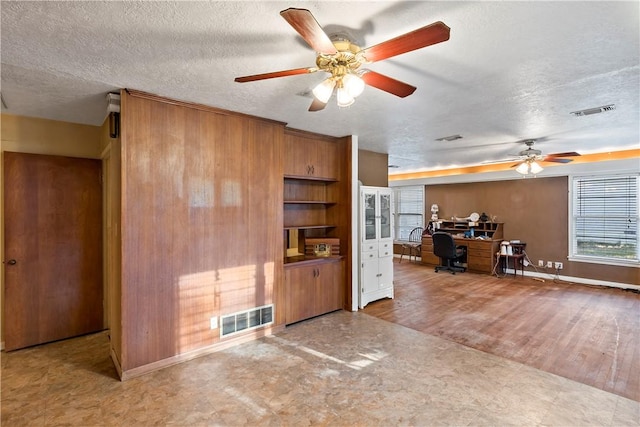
[284,136,339,179]
[361,256,381,295]
[378,255,394,290]
[284,137,315,177]
[379,190,393,241]
[361,189,378,242]
[285,265,317,324]
[316,260,343,314]
[314,139,339,180]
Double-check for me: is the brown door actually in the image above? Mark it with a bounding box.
[4,152,103,351]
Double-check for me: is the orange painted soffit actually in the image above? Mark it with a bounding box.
[388,149,640,181]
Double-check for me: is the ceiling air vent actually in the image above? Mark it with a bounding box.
[435,134,463,142]
[570,104,615,117]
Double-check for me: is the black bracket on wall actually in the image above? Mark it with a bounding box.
[109,112,120,138]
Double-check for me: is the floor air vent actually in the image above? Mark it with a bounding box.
[221,305,274,337]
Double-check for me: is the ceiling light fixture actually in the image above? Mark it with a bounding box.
[313,70,365,108]
[515,158,544,176]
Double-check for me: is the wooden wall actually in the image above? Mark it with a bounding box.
[118,91,285,373]
[426,177,638,285]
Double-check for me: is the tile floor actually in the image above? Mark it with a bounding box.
[2,311,639,426]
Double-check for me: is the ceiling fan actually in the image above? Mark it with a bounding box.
[234,8,450,111]
[511,139,581,175]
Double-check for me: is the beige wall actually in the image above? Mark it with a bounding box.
[358,149,388,187]
[0,113,102,346]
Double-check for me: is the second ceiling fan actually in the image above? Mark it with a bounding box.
[234,8,450,111]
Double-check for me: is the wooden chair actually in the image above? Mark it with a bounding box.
[400,227,423,263]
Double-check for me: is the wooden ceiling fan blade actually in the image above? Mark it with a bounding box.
[361,21,450,63]
[308,98,327,112]
[361,71,416,98]
[547,151,581,157]
[280,8,337,55]
[234,67,317,83]
[543,157,574,164]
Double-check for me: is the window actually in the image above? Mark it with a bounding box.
[392,186,424,240]
[570,173,639,265]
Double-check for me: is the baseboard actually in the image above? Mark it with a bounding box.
[502,268,640,292]
[110,346,123,379]
[119,324,285,381]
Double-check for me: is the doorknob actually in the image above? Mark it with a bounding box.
[4,259,16,265]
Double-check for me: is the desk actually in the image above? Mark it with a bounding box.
[421,236,500,274]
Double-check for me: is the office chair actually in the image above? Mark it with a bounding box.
[400,227,423,263]
[432,232,466,274]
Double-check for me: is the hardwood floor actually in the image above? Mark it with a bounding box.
[363,259,640,402]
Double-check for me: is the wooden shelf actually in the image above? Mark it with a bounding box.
[284,174,338,182]
[283,224,336,230]
[284,200,336,205]
[435,220,503,240]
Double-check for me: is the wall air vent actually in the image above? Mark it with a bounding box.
[435,134,463,142]
[220,304,274,337]
[570,104,615,116]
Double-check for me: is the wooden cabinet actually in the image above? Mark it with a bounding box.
[285,259,343,324]
[284,131,339,180]
[282,128,352,321]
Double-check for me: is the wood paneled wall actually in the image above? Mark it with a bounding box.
[119,91,284,372]
[425,177,637,285]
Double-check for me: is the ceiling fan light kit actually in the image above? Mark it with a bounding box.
[234,8,450,111]
[515,159,544,176]
[510,139,580,176]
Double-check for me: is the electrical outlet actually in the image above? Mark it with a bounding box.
[538,260,544,267]
[546,261,553,268]
[555,262,563,270]
[210,316,218,330]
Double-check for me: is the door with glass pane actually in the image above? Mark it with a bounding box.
[362,188,378,242]
[379,189,393,241]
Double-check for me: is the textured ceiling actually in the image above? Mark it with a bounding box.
[1,1,638,173]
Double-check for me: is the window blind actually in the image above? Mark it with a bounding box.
[392,186,424,240]
[572,174,639,261]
